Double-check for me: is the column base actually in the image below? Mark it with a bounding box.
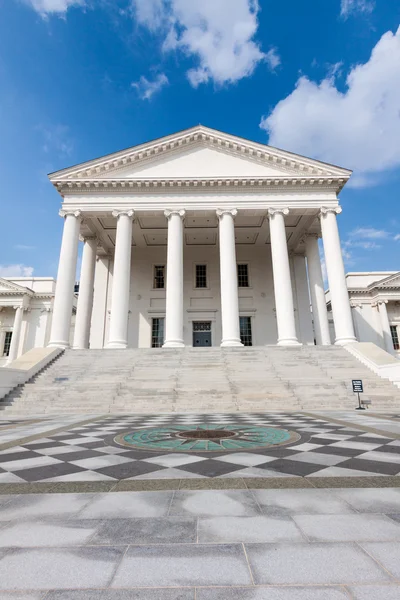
[221,339,243,347]
[334,337,357,346]
[163,340,185,348]
[48,342,70,349]
[277,339,302,346]
[107,341,128,349]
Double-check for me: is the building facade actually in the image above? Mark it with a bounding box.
[45,125,357,350]
[327,272,400,357]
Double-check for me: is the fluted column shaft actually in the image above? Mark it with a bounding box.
[320,207,356,345]
[305,235,331,345]
[108,210,134,349]
[48,210,82,348]
[6,306,24,364]
[217,209,243,347]
[73,236,97,349]
[268,208,300,346]
[378,301,395,354]
[163,210,185,348]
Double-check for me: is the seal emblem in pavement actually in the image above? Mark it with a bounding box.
[114,424,300,452]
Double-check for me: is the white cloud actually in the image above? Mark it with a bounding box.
[132,0,267,86]
[340,0,374,18]
[395,234,400,241]
[349,227,390,239]
[132,73,169,100]
[265,47,281,71]
[0,264,34,277]
[36,124,74,157]
[22,0,85,17]
[261,27,400,187]
[14,245,36,251]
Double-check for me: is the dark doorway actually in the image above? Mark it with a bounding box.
[193,322,212,347]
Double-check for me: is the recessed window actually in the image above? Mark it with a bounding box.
[3,332,12,357]
[237,264,249,287]
[195,264,207,288]
[390,325,399,350]
[239,317,253,346]
[153,265,165,289]
[151,318,164,348]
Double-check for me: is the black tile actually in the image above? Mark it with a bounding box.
[0,451,41,463]
[95,460,163,479]
[385,514,400,524]
[337,458,400,476]
[120,450,173,460]
[58,450,106,462]
[15,463,87,482]
[176,459,244,478]
[373,445,400,455]
[78,441,107,449]
[23,441,70,450]
[256,459,323,477]
[308,445,364,457]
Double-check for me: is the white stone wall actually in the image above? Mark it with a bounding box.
[89,245,313,348]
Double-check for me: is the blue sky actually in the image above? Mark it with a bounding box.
[0,0,399,279]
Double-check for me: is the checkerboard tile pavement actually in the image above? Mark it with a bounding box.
[0,412,400,482]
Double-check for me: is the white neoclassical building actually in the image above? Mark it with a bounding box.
[45,125,358,351]
[327,272,400,357]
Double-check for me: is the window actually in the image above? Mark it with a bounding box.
[153,265,165,289]
[151,318,164,348]
[74,282,80,294]
[195,264,207,288]
[237,264,249,287]
[391,325,399,350]
[3,332,12,357]
[240,316,253,346]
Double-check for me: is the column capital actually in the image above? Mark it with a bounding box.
[303,233,320,241]
[320,206,342,217]
[112,210,135,220]
[164,209,186,220]
[59,210,82,220]
[79,234,99,244]
[268,207,289,218]
[216,208,238,220]
[378,299,388,305]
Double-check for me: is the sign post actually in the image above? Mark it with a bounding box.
[352,380,364,410]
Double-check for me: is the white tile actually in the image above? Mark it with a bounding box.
[288,443,324,452]
[0,472,26,483]
[95,446,130,455]
[70,455,132,470]
[41,471,117,482]
[289,452,349,466]
[331,441,383,451]
[216,453,277,467]
[34,445,88,456]
[312,434,353,441]
[133,468,205,479]
[63,437,103,445]
[220,467,295,478]
[0,456,63,472]
[0,447,29,455]
[307,466,383,477]
[143,453,206,468]
[357,451,400,465]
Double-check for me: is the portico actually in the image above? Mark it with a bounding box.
[47,125,356,350]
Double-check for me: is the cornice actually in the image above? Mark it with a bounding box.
[54,176,347,197]
[50,128,351,182]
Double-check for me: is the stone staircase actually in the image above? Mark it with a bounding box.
[2,346,400,414]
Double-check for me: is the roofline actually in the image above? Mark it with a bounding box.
[48,124,353,179]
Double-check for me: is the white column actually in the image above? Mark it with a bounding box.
[217,209,243,347]
[6,306,24,364]
[304,234,331,345]
[108,210,134,349]
[320,207,356,345]
[163,210,185,348]
[378,300,395,354]
[268,208,300,346]
[48,210,82,348]
[73,236,98,350]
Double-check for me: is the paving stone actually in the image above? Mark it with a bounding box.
[0,546,124,590]
[198,515,304,543]
[169,490,261,517]
[112,543,252,587]
[0,493,95,521]
[334,488,400,512]
[78,491,174,519]
[252,488,355,515]
[46,591,194,600]
[0,520,99,547]
[347,585,400,599]
[0,593,45,600]
[90,517,196,544]
[196,587,350,599]
[293,514,400,542]
[361,542,400,578]
[245,542,390,585]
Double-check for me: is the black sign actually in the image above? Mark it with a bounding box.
[352,380,363,393]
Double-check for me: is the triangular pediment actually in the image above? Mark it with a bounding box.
[50,125,351,182]
[0,278,33,296]
[372,272,400,289]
